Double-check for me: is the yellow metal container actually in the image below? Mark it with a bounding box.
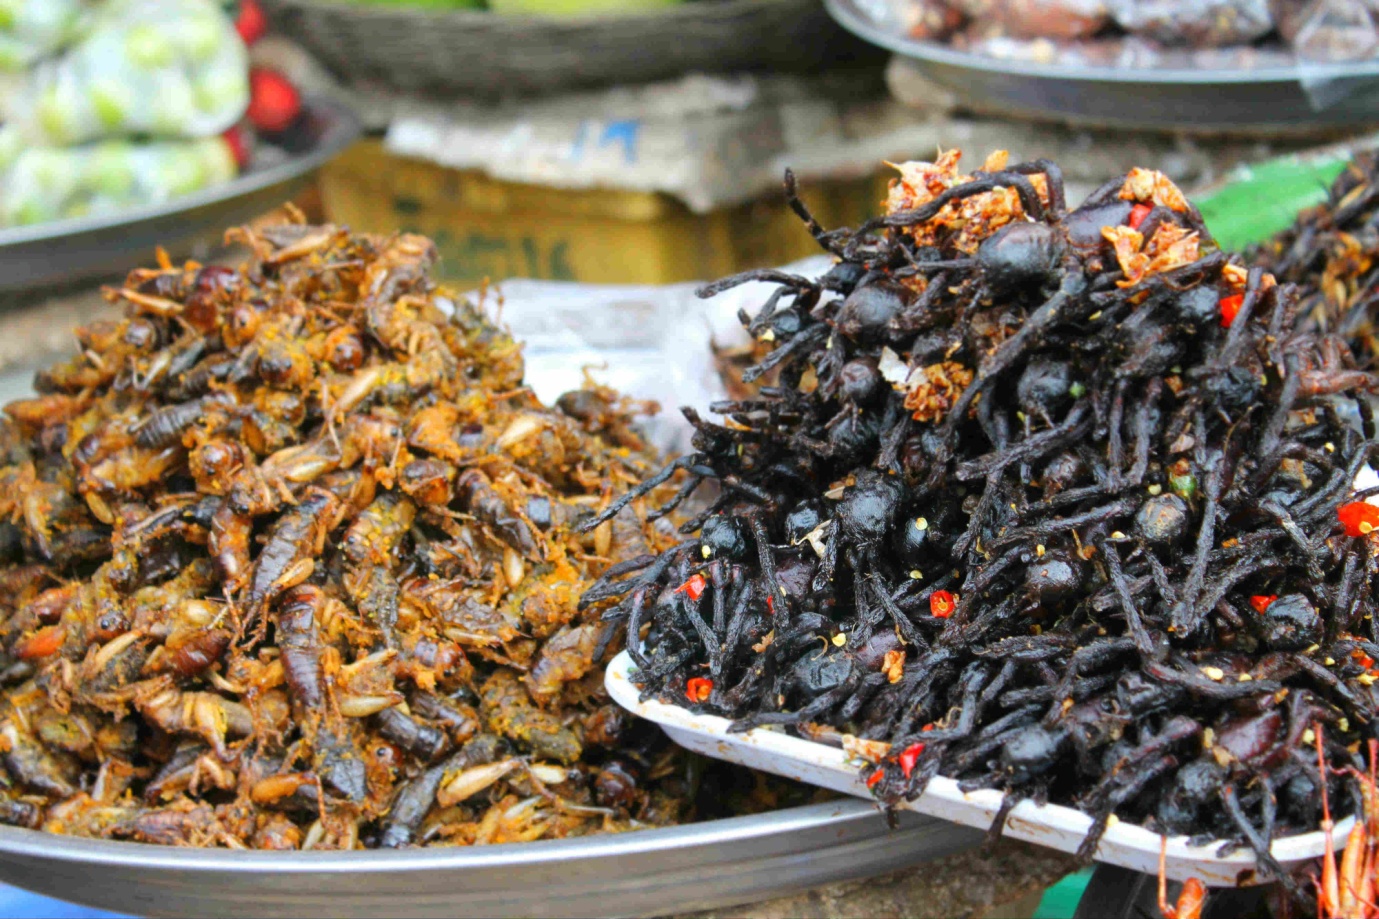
[319,141,889,287]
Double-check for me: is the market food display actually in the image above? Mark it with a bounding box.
[882,0,1379,69]
[1255,151,1379,368]
[0,218,821,849]
[582,150,1379,886]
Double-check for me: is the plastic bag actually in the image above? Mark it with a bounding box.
[1105,0,1274,46]
[4,0,248,146]
[0,131,237,226]
[1277,0,1379,62]
[467,255,835,458]
[0,0,91,72]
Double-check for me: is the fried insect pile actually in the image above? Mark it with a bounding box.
[1256,151,1379,367]
[581,150,1379,878]
[0,220,795,849]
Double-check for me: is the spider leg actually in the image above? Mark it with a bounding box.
[577,455,706,533]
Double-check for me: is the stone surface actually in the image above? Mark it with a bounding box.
[674,839,1077,919]
[0,287,116,381]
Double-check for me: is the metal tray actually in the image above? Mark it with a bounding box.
[0,800,977,919]
[0,294,976,919]
[0,96,361,296]
[825,0,1379,134]
[607,652,1352,888]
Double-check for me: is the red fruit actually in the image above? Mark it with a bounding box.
[236,0,268,46]
[247,69,301,135]
[221,125,250,170]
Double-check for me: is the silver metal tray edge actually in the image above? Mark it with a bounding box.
[0,799,980,918]
[826,0,1379,132]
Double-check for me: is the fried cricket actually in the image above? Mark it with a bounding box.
[0,219,821,849]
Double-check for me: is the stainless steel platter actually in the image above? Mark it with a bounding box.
[0,801,979,918]
[825,0,1379,134]
[0,96,361,296]
[0,297,977,919]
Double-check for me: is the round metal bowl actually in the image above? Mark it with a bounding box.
[0,96,361,296]
[825,0,1379,134]
[0,801,979,918]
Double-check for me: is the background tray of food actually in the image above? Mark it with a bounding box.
[0,95,360,296]
[261,0,881,99]
[827,0,1379,132]
[606,652,1352,888]
[0,799,977,919]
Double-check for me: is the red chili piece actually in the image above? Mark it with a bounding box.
[898,743,924,779]
[1219,293,1244,328]
[866,769,884,789]
[685,677,713,703]
[1127,203,1152,230]
[1248,595,1277,615]
[1339,501,1379,537]
[15,625,64,660]
[675,574,707,602]
[930,590,956,618]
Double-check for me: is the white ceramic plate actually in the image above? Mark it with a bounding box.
[607,651,1351,887]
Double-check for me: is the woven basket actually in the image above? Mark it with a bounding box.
[261,0,879,98]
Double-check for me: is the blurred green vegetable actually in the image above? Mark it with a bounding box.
[4,0,248,146]
[0,0,90,73]
[1,133,238,227]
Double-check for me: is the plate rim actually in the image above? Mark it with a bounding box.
[0,796,884,873]
[824,0,1379,87]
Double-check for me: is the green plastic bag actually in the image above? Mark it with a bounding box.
[0,0,92,72]
[1,130,237,225]
[5,0,248,145]
[1194,148,1361,252]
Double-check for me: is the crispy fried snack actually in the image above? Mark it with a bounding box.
[0,218,801,849]
[583,152,1379,893]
